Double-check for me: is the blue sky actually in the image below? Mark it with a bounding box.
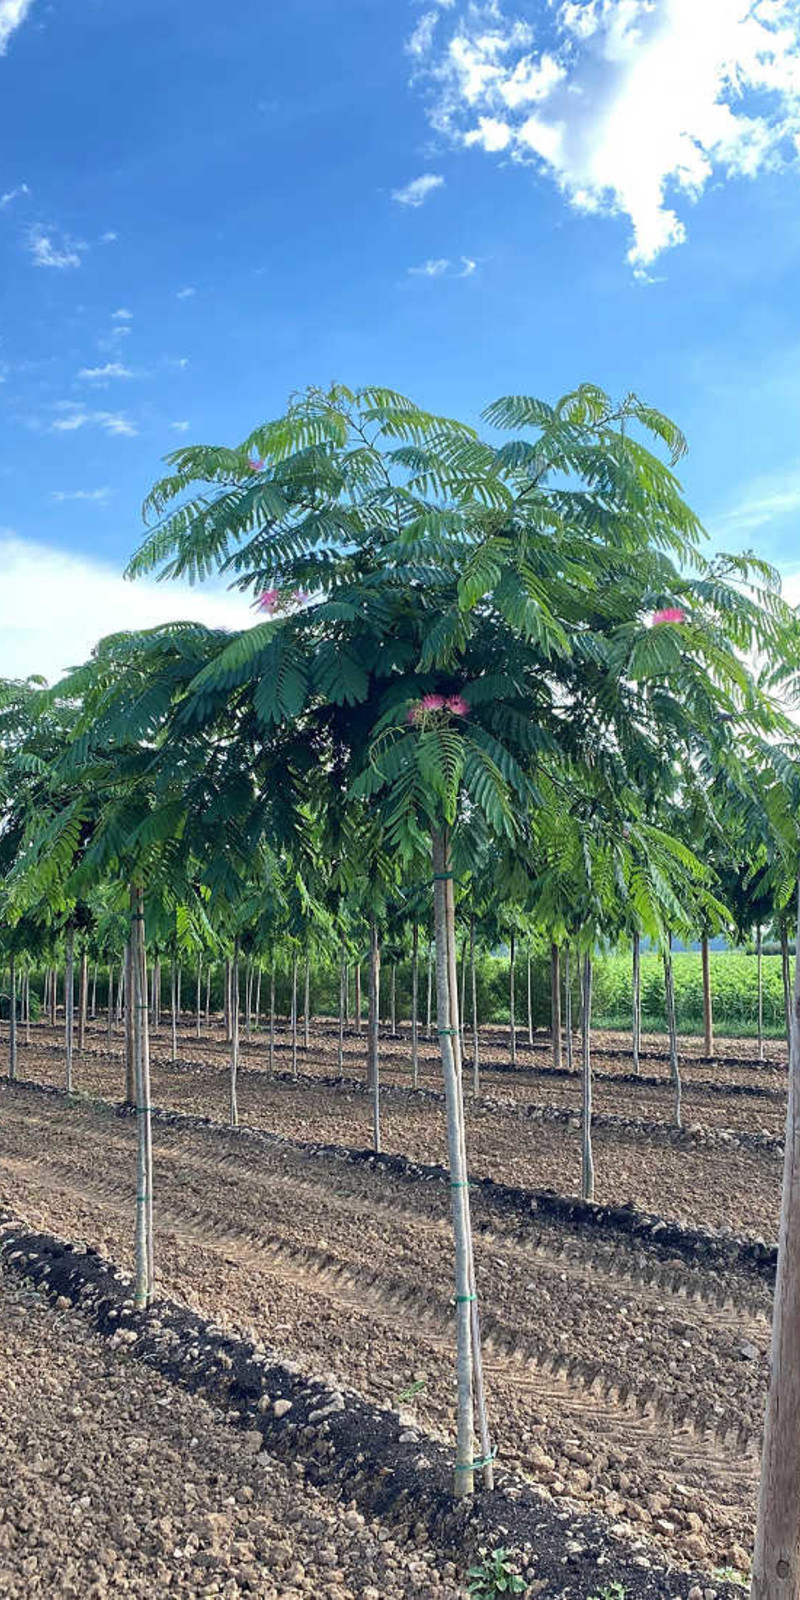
[2,0,800,679]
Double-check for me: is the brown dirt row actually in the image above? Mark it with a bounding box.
[0,1083,769,1581]
[9,1024,785,1238]
[0,1260,466,1600]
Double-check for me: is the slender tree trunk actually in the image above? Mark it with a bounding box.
[431,829,477,1497]
[368,920,381,1150]
[65,928,75,1092]
[509,931,517,1067]
[632,931,641,1075]
[390,961,397,1038]
[269,960,276,1071]
[24,966,30,1047]
[205,965,212,1025]
[131,884,154,1308]
[701,933,714,1058]
[245,959,253,1040]
[291,953,298,1078]
[116,961,124,1025]
[355,962,362,1036]
[565,946,574,1074]
[170,959,178,1063]
[581,950,594,1202]
[224,959,232,1043]
[90,962,98,1021]
[107,963,113,1050]
[663,938,682,1129]
[8,952,17,1082]
[50,965,57,1027]
[124,942,135,1104]
[459,937,467,1049]
[176,964,181,1023]
[526,945,534,1045]
[303,953,310,1049]
[153,959,161,1031]
[230,938,240,1126]
[254,966,261,1030]
[343,962,349,1024]
[782,921,793,1053]
[338,939,346,1073]
[411,920,420,1089]
[470,915,479,1097]
[77,942,88,1052]
[426,941,433,1040]
[195,958,202,1038]
[551,943,562,1071]
[757,924,765,1062]
[752,879,800,1600]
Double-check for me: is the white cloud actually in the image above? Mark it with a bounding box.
[112,307,132,321]
[1,181,29,207]
[459,254,477,274]
[712,463,800,538]
[392,172,445,206]
[0,532,250,684]
[0,0,35,54]
[52,409,138,438]
[176,286,196,299]
[101,230,118,243]
[410,0,800,272]
[27,226,85,269]
[50,488,111,504]
[78,362,134,381]
[408,256,452,276]
[170,420,190,433]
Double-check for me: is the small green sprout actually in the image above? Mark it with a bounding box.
[467,1547,525,1598]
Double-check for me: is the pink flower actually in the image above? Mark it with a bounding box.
[257,588,279,613]
[248,457,265,473]
[445,694,469,716]
[294,588,309,605]
[406,704,422,725]
[420,693,445,711]
[651,606,686,626]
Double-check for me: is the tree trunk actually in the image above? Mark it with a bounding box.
[90,962,98,1021]
[245,959,253,1040]
[509,931,517,1067]
[368,920,381,1151]
[632,931,641,1075]
[224,959,232,1043]
[116,960,124,1024]
[291,953,298,1078]
[581,950,594,1202]
[663,938,682,1129]
[170,959,178,1063]
[153,959,161,1030]
[107,963,114,1049]
[355,962,362,1036]
[459,937,467,1049]
[205,965,212,1025]
[196,958,202,1038]
[752,879,800,1600]
[230,938,240,1126]
[343,962,349,1024]
[65,928,75,1092]
[254,966,261,1030]
[303,953,310,1049]
[411,920,420,1089]
[431,829,475,1496]
[551,943,562,1071]
[269,960,276,1071]
[338,939,346,1073]
[470,915,479,1097]
[782,921,793,1053]
[124,942,135,1104]
[565,947,574,1074]
[526,945,534,1045]
[24,966,30,1047]
[50,965,57,1027]
[78,942,88,1052]
[8,952,17,1082]
[701,933,714,1058]
[130,884,154,1308]
[390,962,397,1037]
[426,941,433,1039]
[757,924,765,1063]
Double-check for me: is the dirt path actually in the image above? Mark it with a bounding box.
[0,1084,767,1580]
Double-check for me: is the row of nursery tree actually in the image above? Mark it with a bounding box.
[2,383,800,1594]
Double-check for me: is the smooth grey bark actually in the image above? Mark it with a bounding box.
[426,941,433,1039]
[291,953,298,1078]
[431,830,474,1495]
[24,966,30,1047]
[254,966,262,1030]
[50,966,57,1027]
[131,884,154,1308]
[663,938,682,1129]
[581,950,594,1202]
[124,942,135,1104]
[230,939,240,1127]
[205,965,212,1025]
[107,962,114,1049]
[509,931,517,1067]
[782,921,793,1051]
[269,960,276,1071]
[701,933,714,1058]
[303,953,310,1049]
[470,915,479,1097]
[551,943,563,1071]
[170,959,178,1063]
[91,962,98,1021]
[632,931,641,1075]
[65,927,75,1092]
[526,945,534,1046]
[196,958,202,1038]
[564,946,574,1074]
[752,880,800,1600]
[78,942,88,1052]
[8,951,17,1081]
[390,962,397,1037]
[368,920,381,1151]
[338,939,346,1073]
[411,920,420,1089]
[459,937,467,1050]
[355,962,362,1036]
[757,925,765,1062]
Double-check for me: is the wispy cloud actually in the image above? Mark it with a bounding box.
[27,226,85,269]
[0,0,36,55]
[100,230,118,243]
[1,181,29,207]
[176,286,196,300]
[409,0,800,274]
[52,408,138,438]
[78,362,134,382]
[712,464,800,539]
[392,172,445,207]
[408,254,477,278]
[170,420,190,433]
[112,307,133,320]
[50,487,111,504]
[0,532,249,684]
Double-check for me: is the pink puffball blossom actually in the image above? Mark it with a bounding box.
[651,606,686,626]
[257,588,280,613]
[420,693,446,711]
[248,457,265,473]
[445,694,469,716]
